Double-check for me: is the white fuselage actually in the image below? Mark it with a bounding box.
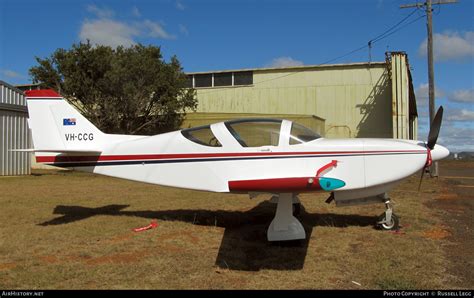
[36,120,448,198]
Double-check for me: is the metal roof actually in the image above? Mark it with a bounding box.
[0,80,25,95]
[185,61,387,75]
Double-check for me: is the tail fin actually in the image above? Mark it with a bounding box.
[25,89,104,153]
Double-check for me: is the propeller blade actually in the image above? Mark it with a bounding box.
[417,167,425,191]
[427,106,444,150]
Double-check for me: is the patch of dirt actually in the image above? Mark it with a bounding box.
[86,252,143,265]
[440,204,465,212]
[65,254,93,263]
[0,263,17,270]
[159,230,201,245]
[437,188,459,200]
[157,243,186,254]
[106,233,133,244]
[39,255,60,264]
[422,226,451,240]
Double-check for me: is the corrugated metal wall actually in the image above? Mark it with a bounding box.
[0,81,31,176]
[389,52,417,140]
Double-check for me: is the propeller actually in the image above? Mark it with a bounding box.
[418,106,444,191]
[427,106,444,150]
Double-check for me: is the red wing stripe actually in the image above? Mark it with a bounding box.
[35,150,427,164]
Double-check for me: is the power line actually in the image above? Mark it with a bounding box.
[369,9,418,44]
[197,10,426,96]
[372,14,426,45]
[318,44,368,66]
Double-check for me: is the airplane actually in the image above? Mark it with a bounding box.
[22,89,449,241]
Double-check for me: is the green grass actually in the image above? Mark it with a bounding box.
[0,167,456,289]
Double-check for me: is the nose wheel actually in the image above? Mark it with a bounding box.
[376,200,399,230]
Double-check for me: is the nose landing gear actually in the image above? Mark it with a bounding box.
[376,199,399,230]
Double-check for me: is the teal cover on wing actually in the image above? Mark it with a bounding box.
[319,177,346,191]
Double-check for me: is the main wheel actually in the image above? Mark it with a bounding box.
[377,213,399,230]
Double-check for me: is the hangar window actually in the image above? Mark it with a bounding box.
[289,123,321,145]
[181,125,222,147]
[234,71,253,85]
[214,73,232,87]
[195,74,212,88]
[225,119,281,147]
[186,71,253,88]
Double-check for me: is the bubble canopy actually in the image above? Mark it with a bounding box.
[181,119,321,147]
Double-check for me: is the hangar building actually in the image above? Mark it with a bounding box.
[183,52,418,139]
[0,81,31,176]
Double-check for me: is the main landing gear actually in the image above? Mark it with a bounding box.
[267,193,306,241]
[376,198,399,230]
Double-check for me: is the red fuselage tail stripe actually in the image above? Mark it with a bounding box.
[35,150,426,164]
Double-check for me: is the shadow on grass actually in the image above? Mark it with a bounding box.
[39,201,377,271]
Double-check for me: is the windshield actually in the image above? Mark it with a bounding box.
[289,123,321,145]
[225,119,282,147]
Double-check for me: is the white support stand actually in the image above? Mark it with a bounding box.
[267,193,306,241]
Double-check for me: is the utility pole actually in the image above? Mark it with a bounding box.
[400,0,457,177]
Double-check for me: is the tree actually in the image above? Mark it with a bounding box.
[29,42,197,135]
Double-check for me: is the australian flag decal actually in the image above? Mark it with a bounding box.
[63,118,76,126]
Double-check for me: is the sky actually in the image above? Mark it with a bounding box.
[0,0,473,152]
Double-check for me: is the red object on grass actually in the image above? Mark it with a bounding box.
[133,220,158,232]
[390,229,406,235]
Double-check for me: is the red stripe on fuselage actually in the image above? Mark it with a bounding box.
[35,150,427,164]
